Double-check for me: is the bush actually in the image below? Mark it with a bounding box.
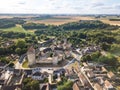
[57,81,73,90]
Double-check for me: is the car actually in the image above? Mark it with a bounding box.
[48,68,53,70]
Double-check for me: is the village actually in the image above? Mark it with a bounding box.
[0,38,119,90]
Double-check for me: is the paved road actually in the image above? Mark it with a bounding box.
[15,61,22,69]
[15,53,26,69]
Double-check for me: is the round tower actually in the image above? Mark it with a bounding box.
[52,56,58,65]
[27,46,36,66]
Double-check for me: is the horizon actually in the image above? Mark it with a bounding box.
[0,0,120,14]
[0,13,120,15]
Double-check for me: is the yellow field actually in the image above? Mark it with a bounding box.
[27,16,95,25]
[100,19,120,26]
[0,16,13,19]
[27,16,120,26]
[1,15,120,26]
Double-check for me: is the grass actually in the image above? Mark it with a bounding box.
[0,25,26,33]
[22,60,29,68]
[0,24,35,34]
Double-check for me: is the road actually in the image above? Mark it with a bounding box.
[15,61,22,69]
[15,53,26,69]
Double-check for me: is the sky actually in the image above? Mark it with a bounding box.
[0,0,120,14]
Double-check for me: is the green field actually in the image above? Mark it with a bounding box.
[0,25,35,34]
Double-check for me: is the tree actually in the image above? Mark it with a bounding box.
[0,57,10,64]
[91,51,101,62]
[101,43,111,51]
[16,40,26,48]
[15,48,21,55]
[9,63,14,68]
[82,55,92,62]
[23,78,39,90]
[57,81,73,90]
[31,80,39,90]
[22,78,39,90]
[98,54,117,66]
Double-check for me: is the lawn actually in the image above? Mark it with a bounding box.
[22,60,29,68]
[0,24,35,34]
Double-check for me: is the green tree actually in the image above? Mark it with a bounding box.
[16,40,26,48]
[31,80,39,90]
[15,48,21,55]
[91,51,101,61]
[98,54,117,66]
[57,81,73,90]
[9,63,14,68]
[82,55,92,62]
[23,78,39,90]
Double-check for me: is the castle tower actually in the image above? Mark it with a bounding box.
[52,56,58,65]
[27,46,36,66]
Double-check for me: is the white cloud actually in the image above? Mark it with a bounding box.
[0,0,119,14]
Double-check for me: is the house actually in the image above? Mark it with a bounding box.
[72,82,81,90]
[86,71,95,78]
[78,73,89,86]
[14,69,22,76]
[53,68,65,76]
[24,70,32,77]
[32,71,48,81]
[107,71,115,79]
[65,50,71,58]
[32,67,41,74]
[83,62,88,67]
[104,80,114,90]
[0,62,6,69]
[2,85,22,90]
[94,83,103,90]
[32,72,44,80]
[97,77,104,85]
[0,79,5,85]
[0,70,13,87]
[102,67,108,74]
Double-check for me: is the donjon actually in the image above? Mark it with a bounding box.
[27,46,36,66]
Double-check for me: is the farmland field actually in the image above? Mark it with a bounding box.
[27,15,120,26]
[27,16,95,25]
[100,19,120,26]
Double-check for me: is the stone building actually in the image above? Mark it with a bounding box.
[27,46,36,66]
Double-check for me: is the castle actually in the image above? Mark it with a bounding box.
[27,39,72,66]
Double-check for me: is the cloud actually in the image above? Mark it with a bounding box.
[0,0,120,14]
[18,2,26,5]
[114,4,120,9]
[92,3,104,8]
